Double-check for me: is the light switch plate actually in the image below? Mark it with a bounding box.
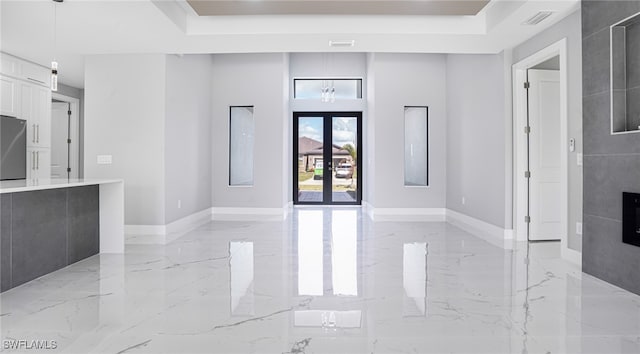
[97,155,112,165]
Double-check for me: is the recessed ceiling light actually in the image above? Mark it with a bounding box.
[329,40,355,48]
[522,11,554,26]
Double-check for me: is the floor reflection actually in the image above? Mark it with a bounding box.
[0,208,639,353]
[330,210,358,296]
[294,310,362,328]
[229,241,254,316]
[402,242,427,316]
[297,210,324,296]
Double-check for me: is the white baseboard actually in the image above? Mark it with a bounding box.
[362,201,375,220]
[446,209,514,249]
[126,207,213,244]
[285,201,294,213]
[125,224,166,236]
[368,206,447,221]
[504,229,515,240]
[561,246,582,267]
[164,207,214,243]
[212,207,288,221]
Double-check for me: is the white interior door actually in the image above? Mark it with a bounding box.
[51,102,68,178]
[528,69,561,241]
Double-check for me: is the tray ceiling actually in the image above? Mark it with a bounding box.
[185,0,491,16]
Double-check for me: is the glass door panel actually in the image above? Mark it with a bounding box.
[331,116,358,203]
[294,112,361,205]
[296,116,324,203]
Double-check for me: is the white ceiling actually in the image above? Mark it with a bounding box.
[0,0,580,88]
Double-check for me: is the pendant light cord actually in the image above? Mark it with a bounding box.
[53,2,57,62]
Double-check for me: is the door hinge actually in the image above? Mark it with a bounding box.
[524,82,530,89]
[67,139,71,144]
[524,126,531,134]
[67,168,71,173]
[525,215,531,223]
[524,171,531,178]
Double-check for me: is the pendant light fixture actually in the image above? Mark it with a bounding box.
[51,0,63,91]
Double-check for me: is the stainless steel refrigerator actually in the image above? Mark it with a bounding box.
[0,115,27,180]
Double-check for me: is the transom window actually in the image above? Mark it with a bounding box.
[294,79,363,100]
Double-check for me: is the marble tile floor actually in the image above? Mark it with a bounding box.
[1,208,639,353]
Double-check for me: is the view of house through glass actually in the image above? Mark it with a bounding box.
[332,116,358,202]
[297,116,325,203]
[294,112,361,204]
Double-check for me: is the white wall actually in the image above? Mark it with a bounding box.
[512,10,582,251]
[164,54,213,223]
[365,53,376,206]
[446,54,507,228]
[289,53,367,203]
[211,53,289,209]
[289,53,367,113]
[368,53,447,209]
[282,54,290,208]
[85,54,167,225]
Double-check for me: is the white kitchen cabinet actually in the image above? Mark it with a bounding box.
[0,53,21,77]
[21,82,51,148]
[27,148,51,179]
[1,52,50,88]
[21,62,50,88]
[0,75,19,117]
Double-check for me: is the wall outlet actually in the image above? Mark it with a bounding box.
[576,222,582,235]
[577,153,583,166]
[178,200,182,209]
[97,155,112,165]
[462,197,466,205]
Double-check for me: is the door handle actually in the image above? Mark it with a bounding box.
[36,151,39,170]
[36,124,39,143]
[32,152,35,170]
[32,124,36,143]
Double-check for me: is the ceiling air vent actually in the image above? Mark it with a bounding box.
[522,11,554,26]
[329,40,355,48]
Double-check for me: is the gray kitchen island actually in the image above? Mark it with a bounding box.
[0,179,124,292]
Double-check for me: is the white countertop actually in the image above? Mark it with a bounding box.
[0,178,123,194]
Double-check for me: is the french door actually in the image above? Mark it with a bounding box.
[293,112,362,205]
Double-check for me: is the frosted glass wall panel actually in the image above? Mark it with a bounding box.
[229,106,254,186]
[404,107,428,186]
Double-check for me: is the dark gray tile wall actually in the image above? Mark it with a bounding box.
[583,28,612,97]
[626,21,640,90]
[628,87,640,130]
[0,186,100,291]
[582,1,640,38]
[611,27,627,90]
[582,0,640,296]
[624,17,640,130]
[67,185,100,264]
[11,189,68,287]
[1,194,12,292]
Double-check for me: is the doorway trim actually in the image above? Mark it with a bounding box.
[293,111,363,205]
[512,38,579,264]
[52,92,80,179]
